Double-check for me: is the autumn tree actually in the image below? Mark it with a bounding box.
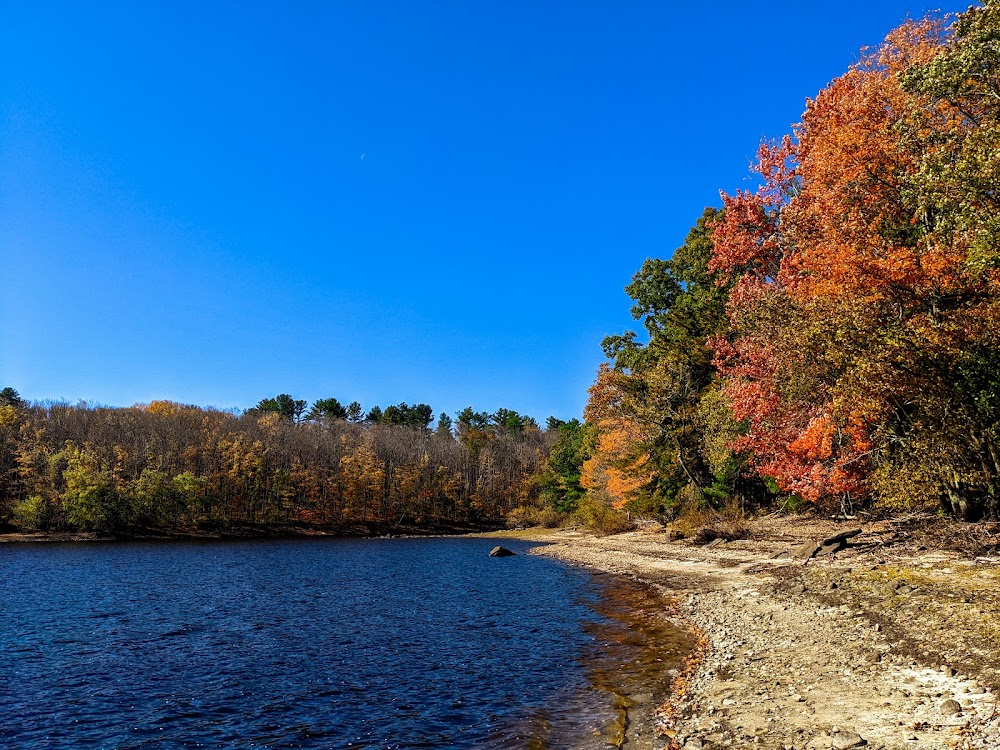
[586,208,736,515]
[712,11,1000,517]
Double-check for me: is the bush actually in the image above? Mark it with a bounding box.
[669,501,750,543]
[574,494,635,535]
[505,505,566,529]
[536,507,562,528]
[11,495,48,531]
[505,506,536,529]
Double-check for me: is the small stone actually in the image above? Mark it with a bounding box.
[940,698,962,716]
[488,546,516,557]
[683,739,704,750]
[790,583,807,595]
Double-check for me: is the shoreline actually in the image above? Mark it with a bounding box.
[8,519,1000,748]
[0,522,498,545]
[501,520,1000,750]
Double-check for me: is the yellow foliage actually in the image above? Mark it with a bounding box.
[145,400,184,417]
[0,404,17,427]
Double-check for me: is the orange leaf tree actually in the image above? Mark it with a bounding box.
[713,11,1000,516]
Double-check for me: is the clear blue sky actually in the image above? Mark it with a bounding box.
[0,1,970,422]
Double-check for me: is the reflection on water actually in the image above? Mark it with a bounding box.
[503,572,696,750]
[1,537,693,749]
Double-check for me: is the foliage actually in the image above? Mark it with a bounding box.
[899,0,1000,270]
[537,418,593,513]
[668,501,751,543]
[254,394,308,423]
[308,398,349,422]
[587,3,1000,521]
[505,504,562,529]
[585,208,741,514]
[0,387,24,408]
[573,492,635,535]
[11,495,47,531]
[0,399,562,534]
[710,10,1000,517]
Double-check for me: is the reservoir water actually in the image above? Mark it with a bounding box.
[1,537,689,748]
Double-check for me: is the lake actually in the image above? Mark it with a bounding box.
[1,537,690,748]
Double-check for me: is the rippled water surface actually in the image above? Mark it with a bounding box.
[1,537,686,749]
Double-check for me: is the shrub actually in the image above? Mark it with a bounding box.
[669,501,750,543]
[11,495,48,531]
[505,506,536,529]
[505,505,566,529]
[574,493,635,535]
[535,507,562,528]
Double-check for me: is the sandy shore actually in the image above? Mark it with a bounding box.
[501,518,1000,750]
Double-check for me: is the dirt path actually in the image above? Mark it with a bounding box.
[515,520,1000,750]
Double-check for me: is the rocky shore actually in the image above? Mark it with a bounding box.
[513,517,1000,750]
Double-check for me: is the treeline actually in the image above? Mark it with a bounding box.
[584,3,1000,521]
[0,388,578,534]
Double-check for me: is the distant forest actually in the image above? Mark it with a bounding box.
[0,387,586,535]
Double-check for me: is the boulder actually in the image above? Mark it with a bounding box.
[792,541,821,560]
[489,546,516,557]
[815,542,843,557]
[821,528,863,546]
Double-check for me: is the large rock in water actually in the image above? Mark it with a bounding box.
[489,546,516,557]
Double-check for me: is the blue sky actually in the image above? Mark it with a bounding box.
[0,1,971,422]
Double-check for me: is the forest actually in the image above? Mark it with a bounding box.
[0,386,584,535]
[2,3,998,536]
[582,3,1000,524]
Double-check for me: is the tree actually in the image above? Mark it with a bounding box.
[586,207,735,513]
[538,419,593,513]
[900,0,1000,270]
[0,387,24,407]
[711,14,1000,516]
[377,402,434,429]
[346,401,364,423]
[408,403,434,430]
[308,397,348,422]
[456,407,490,432]
[435,413,454,438]
[546,416,566,431]
[255,394,308,423]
